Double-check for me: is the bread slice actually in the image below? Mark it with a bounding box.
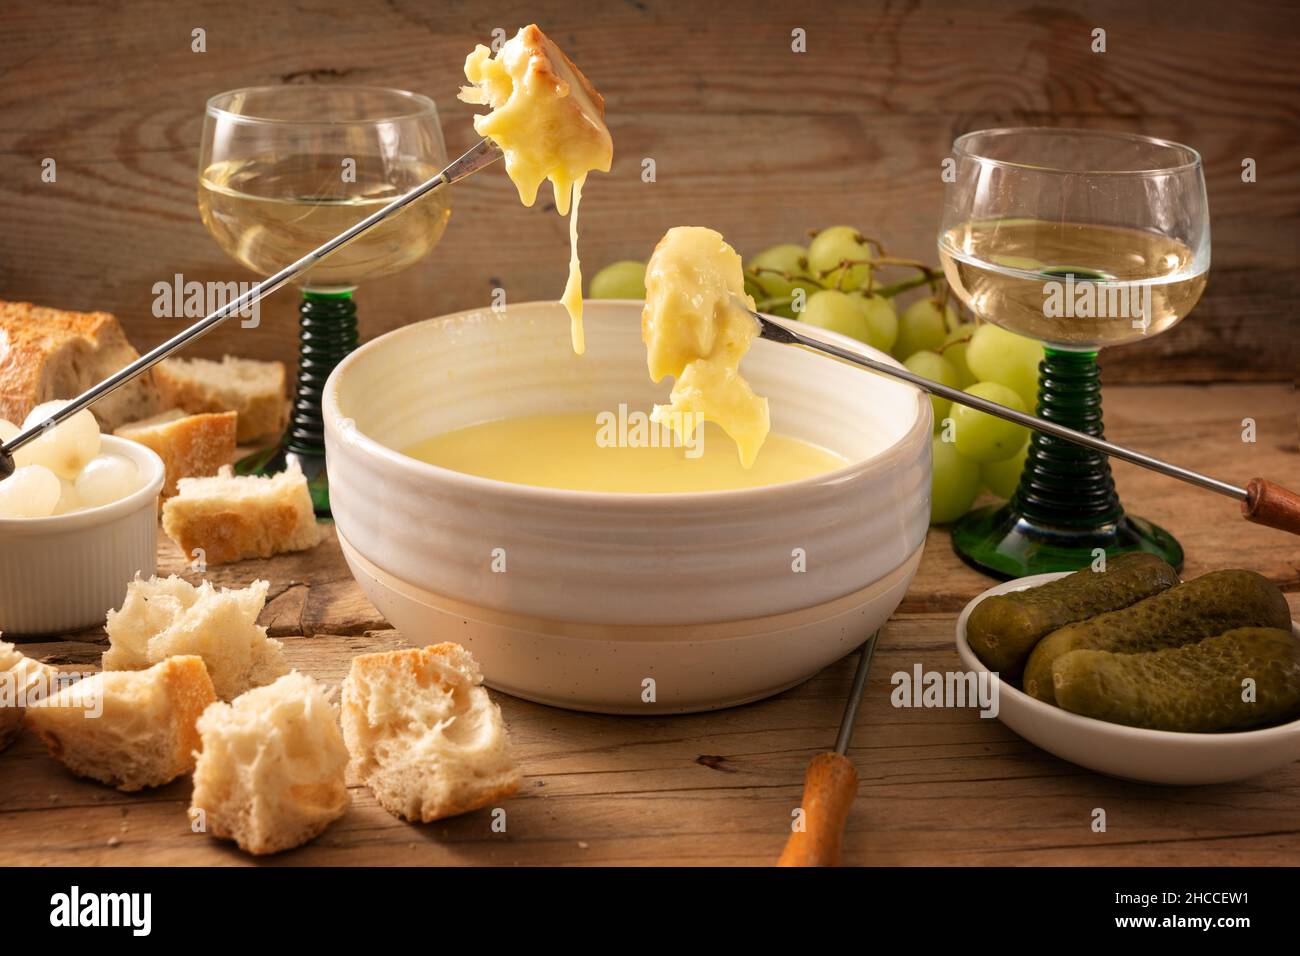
[0,640,61,751]
[161,462,321,566]
[0,300,161,431]
[190,671,350,855]
[341,643,521,822]
[458,24,613,210]
[26,655,216,792]
[115,409,237,497]
[153,356,287,444]
[103,575,288,701]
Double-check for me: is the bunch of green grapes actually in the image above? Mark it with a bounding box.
[588,228,1046,525]
[915,323,1043,523]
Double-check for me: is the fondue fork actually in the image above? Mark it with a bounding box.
[747,308,1300,537]
[778,631,879,867]
[0,139,504,478]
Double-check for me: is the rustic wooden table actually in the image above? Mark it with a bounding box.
[2,383,1296,867]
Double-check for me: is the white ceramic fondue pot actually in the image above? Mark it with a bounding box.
[324,300,931,713]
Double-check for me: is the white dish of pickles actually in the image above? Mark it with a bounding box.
[956,566,1300,786]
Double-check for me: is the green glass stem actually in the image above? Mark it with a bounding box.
[1016,349,1122,532]
[289,291,357,457]
[950,347,1183,579]
[235,290,357,515]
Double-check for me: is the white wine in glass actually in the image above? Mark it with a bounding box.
[939,219,1207,348]
[199,153,449,292]
[198,86,450,514]
[937,128,1210,578]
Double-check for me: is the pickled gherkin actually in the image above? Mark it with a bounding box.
[966,552,1178,679]
[1023,570,1291,703]
[1052,627,1300,732]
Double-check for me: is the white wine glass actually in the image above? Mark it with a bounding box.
[198,86,451,513]
[938,127,1210,577]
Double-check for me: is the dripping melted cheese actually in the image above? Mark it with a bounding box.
[641,226,770,467]
[459,24,612,354]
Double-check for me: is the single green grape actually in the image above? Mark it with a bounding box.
[801,289,872,342]
[965,324,1044,411]
[589,260,647,300]
[951,382,1030,463]
[930,436,981,524]
[939,322,979,387]
[746,244,819,300]
[981,436,1030,498]
[894,297,949,360]
[807,226,872,290]
[903,350,959,429]
[849,292,898,353]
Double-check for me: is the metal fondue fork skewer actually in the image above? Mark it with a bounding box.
[746,307,1300,536]
[0,139,504,479]
[778,630,880,867]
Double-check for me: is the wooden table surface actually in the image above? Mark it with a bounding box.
[1,382,1296,867]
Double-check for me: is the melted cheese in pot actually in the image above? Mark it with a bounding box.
[641,227,770,467]
[404,413,846,494]
[460,25,613,354]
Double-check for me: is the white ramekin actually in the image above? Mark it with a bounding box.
[0,435,164,635]
[324,300,931,712]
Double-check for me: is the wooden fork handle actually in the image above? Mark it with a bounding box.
[778,752,858,867]
[1243,479,1300,536]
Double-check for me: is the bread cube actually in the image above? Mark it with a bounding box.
[0,640,61,750]
[25,655,216,791]
[190,671,350,855]
[104,575,287,701]
[342,643,520,822]
[161,463,321,566]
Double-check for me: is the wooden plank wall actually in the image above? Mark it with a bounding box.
[0,0,1296,383]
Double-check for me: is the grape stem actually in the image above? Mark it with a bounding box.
[871,257,943,297]
[818,257,944,296]
[806,229,888,259]
[752,254,954,309]
[871,273,939,298]
[938,332,972,357]
[749,265,816,284]
[816,257,877,291]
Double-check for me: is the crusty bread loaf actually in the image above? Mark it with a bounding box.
[341,643,520,822]
[0,300,161,431]
[0,640,61,751]
[104,575,287,700]
[26,655,216,792]
[153,356,288,444]
[161,462,321,566]
[115,409,237,497]
[190,671,350,855]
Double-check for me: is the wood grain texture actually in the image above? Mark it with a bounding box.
[0,0,1296,383]
[1,384,1297,866]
